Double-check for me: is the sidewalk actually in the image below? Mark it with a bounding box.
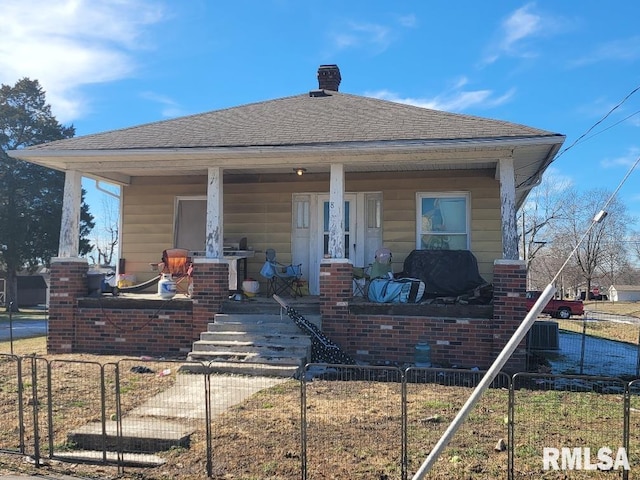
[1,372,285,479]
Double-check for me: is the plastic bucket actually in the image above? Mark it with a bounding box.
[242,279,260,297]
[415,342,432,367]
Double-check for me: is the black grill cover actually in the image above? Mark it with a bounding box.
[401,250,487,297]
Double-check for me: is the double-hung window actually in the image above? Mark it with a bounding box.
[417,193,470,250]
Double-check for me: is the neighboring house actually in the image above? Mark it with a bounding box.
[0,270,49,307]
[16,275,48,307]
[8,65,565,370]
[608,285,640,302]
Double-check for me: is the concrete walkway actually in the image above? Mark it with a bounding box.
[1,371,287,478]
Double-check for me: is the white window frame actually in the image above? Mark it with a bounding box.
[416,192,470,250]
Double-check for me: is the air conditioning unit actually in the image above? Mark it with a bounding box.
[528,321,559,350]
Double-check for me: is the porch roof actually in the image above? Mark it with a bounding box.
[9,88,564,207]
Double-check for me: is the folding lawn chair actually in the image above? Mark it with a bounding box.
[260,248,303,297]
[370,247,393,279]
[352,265,370,297]
[158,248,193,295]
[353,247,392,297]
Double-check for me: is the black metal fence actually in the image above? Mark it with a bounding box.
[2,354,640,479]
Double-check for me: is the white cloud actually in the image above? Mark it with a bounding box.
[140,92,187,119]
[599,147,640,169]
[482,3,556,65]
[334,21,392,52]
[569,36,640,67]
[329,14,415,54]
[502,3,542,49]
[367,85,515,112]
[397,14,417,28]
[0,0,166,122]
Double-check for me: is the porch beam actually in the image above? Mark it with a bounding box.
[205,167,224,258]
[498,158,519,260]
[328,163,345,259]
[58,170,82,257]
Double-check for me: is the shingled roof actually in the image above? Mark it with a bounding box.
[26,90,557,152]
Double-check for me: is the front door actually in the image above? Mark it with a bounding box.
[318,193,357,263]
[292,192,382,295]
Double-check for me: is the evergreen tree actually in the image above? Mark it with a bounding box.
[0,78,94,311]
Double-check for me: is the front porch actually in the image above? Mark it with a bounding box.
[48,257,527,372]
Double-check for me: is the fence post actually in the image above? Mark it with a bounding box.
[623,382,630,480]
[579,319,587,375]
[205,371,212,478]
[31,356,41,467]
[301,366,308,480]
[636,326,640,378]
[508,375,515,480]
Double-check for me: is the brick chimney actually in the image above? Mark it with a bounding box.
[317,64,341,91]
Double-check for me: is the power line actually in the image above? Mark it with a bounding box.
[554,84,640,162]
[516,84,640,189]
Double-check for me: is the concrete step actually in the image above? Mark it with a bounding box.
[208,321,302,334]
[188,312,316,377]
[211,313,321,330]
[191,339,310,355]
[198,331,311,344]
[67,418,192,454]
[187,349,306,365]
[181,360,302,378]
[54,450,166,467]
[221,297,320,316]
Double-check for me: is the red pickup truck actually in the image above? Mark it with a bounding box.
[525,291,584,319]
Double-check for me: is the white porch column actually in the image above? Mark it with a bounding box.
[328,163,345,259]
[205,167,224,258]
[58,170,82,258]
[498,158,519,260]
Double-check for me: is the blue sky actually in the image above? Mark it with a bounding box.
[2,1,640,246]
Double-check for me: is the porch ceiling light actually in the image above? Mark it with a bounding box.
[295,168,306,176]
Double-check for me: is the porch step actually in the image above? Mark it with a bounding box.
[191,339,311,355]
[207,313,320,332]
[221,296,320,316]
[54,450,166,468]
[181,361,303,378]
[67,418,191,455]
[187,312,317,376]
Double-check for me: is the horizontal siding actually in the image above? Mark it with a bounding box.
[120,171,503,283]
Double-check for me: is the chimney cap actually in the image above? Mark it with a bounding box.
[317,64,341,91]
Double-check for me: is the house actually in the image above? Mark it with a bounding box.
[16,275,48,307]
[1,269,49,307]
[608,285,640,302]
[8,65,565,370]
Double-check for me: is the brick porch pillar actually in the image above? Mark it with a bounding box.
[190,258,228,338]
[492,259,528,372]
[48,257,88,353]
[319,259,353,345]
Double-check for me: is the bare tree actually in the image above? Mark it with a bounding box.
[518,171,573,291]
[556,188,632,298]
[630,232,640,263]
[92,194,119,267]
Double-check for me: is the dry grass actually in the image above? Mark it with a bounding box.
[1,301,638,479]
[584,300,640,317]
[554,301,640,345]
[557,319,640,344]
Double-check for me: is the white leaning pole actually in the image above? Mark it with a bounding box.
[411,283,557,479]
